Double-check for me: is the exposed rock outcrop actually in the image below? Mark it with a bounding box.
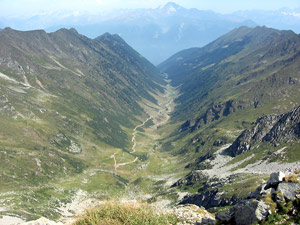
[263,106,300,144]
[219,199,270,225]
[277,182,300,201]
[227,114,280,156]
[265,171,285,189]
[227,105,300,156]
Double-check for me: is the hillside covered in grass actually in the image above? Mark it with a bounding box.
[0,27,169,221]
[157,26,300,213]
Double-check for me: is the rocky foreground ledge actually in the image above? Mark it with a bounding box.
[9,171,300,225]
[216,171,300,225]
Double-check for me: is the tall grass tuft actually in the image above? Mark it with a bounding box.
[72,201,179,225]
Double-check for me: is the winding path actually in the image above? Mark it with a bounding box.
[112,153,138,171]
[131,116,153,153]
[111,115,153,171]
[111,82,175,172]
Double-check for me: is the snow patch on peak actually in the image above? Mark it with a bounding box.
[167,5,177,15]
[158,2,182,15]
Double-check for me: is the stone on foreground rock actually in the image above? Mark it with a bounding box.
[277,182,300,201]
[267,171,285,186]
[172,204,215,225]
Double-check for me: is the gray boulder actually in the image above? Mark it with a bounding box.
[216,199,270,225]
[277,182,300,201]
[215,210,234,223]
[234,200,270,225]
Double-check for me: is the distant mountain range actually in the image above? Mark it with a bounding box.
[1,2,299,64]
[47,2,257,64]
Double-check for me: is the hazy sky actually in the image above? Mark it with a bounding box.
[0,0,299,17]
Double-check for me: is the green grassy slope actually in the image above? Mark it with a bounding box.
[0,28,170,220]
[159,26,300,122]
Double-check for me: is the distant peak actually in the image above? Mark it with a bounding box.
[4,27,13,31]
[159,2,183,14]
[164,2,182,9]
[98,32,115,40]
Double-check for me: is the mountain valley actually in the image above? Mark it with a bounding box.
[0,24,300,225]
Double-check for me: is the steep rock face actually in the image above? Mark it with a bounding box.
[228,105,300,156]
[263,106,300,144]
[227,114,280,156]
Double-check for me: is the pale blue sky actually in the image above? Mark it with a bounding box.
[0,0,299,17]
